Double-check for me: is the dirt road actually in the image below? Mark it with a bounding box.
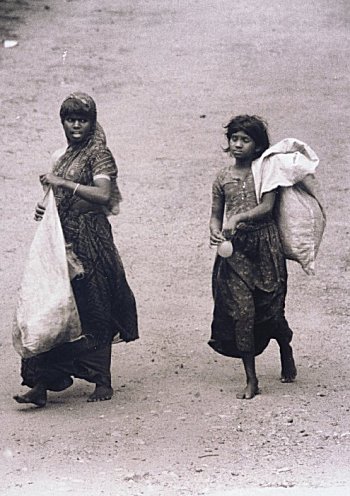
[0,1,349,495]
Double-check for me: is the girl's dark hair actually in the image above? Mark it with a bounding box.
[224,114,270,158]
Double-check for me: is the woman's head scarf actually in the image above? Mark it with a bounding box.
[53,92,121,215]
[56,92,106,158]
[60,92,97,127]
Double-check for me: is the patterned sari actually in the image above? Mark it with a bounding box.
[20,96,138,390]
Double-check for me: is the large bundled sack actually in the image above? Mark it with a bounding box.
[252,139,326,275]
[276,183,326,275]
[13,189,82,358]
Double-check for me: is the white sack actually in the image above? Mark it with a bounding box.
[13,189,81,358]
[276,185,326,275]
[252,138,320,200]
[252,139,326,275]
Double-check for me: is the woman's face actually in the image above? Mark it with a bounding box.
[63,114,92,144]
[229,130,256,161]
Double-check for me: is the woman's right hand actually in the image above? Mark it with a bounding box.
[34,202,46,221]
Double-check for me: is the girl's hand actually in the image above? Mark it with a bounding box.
[34,202,46,221]
[210,229,226,246]
[39,173,66,188]
[225,214,243,234]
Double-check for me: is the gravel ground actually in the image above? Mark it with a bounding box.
[0,1,349,495]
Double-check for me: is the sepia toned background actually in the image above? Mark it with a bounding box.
[0,0,349,494]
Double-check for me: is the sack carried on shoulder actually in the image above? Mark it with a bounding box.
[13,189,82,358]
[276,184,326,275]
[253,139,326,275]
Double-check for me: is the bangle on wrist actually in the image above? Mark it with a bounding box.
[73,183,80,196]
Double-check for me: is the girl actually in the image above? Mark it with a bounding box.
[209,115,296,400]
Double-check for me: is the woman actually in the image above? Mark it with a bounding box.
[209,115,296,400]
[14,92,138,407]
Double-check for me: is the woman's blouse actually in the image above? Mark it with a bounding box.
[51,147,121,216]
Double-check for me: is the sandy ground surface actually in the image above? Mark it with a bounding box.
[0,0,349,495]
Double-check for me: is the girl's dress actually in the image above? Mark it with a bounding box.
[209,165,292,358]
[20,122,138,391]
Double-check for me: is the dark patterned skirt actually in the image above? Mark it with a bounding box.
[20,210,138,390]
[63,210,138,345]
[209,221,292,358]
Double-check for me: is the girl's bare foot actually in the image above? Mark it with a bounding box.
[87,385,113,402]
[236,380,260,400]
[238,354,259,399]
[13,385,47,407]
[280,345,297,383]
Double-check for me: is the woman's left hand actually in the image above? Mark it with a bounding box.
[39,173,66,188]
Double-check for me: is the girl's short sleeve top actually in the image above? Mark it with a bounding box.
[212,166,258,219]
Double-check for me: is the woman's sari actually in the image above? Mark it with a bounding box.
[20,94,138,390]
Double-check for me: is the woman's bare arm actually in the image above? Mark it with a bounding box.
[40,173,111,205]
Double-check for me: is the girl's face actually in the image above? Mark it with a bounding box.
[229,130,257,161]
[63,114,92,144]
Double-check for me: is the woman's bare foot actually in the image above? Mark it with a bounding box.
[280,345,297,383]
[87,385,113,402]
[13,384,47,407]
[236,380,260,400]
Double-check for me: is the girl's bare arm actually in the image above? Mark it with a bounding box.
[210,195,226,245]
[225,190,276,232]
